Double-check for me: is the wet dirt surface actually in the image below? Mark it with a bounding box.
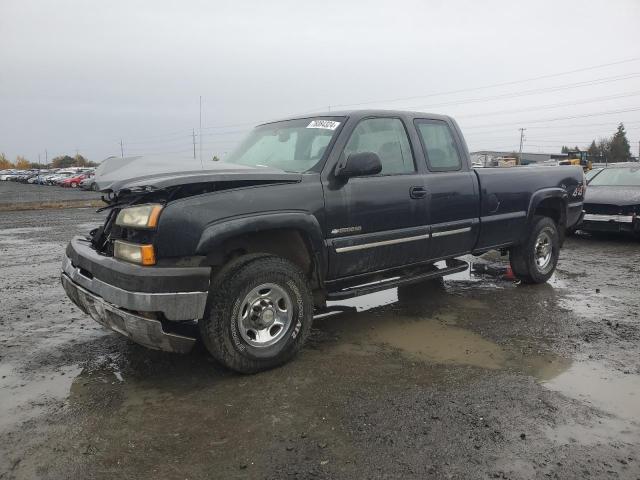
[1,209,639,479]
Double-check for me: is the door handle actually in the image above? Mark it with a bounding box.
[409,186,427,199]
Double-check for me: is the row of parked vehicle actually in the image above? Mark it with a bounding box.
[0,168,98,190]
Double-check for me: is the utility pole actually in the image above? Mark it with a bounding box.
[518,128,526,166]
[120,140,124,158]
[199,96,203,168]
[45,149,48,165]
[192,129,196,159]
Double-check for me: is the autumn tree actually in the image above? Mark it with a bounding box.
[0,153,14,170]
[15,156,31,169]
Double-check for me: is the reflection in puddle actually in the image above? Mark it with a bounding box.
[0,362,82,432]
[338,315,507,369]
[545,416,638,446]
[543,361,640,420]
[542,362,640,445]
[321,284,565,376]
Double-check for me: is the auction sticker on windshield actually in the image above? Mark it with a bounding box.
[307,120,340,130]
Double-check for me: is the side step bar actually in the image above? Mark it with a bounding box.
[326,259,469,301]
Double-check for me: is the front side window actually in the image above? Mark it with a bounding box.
[415,120,462,171]
[225,117,344,173]
[343,118,415,175]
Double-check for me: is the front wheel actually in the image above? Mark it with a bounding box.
[199,254,313,374]
[510,216,560,284]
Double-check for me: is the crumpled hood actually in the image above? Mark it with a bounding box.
[93,155,301,192]
[584,185,640,206]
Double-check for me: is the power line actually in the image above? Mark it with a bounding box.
[463,119,640,133]
[405,73,640,111]
[326,57,640,109]
[119,129,192,143]
[124,133,192,145]
[462,107,640,129]
[456,91,640,119]
[121,148,194,157]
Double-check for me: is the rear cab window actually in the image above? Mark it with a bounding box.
[414,120,462,172]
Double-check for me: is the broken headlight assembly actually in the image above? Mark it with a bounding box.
[113,240,156,266]
[115,204,163,229]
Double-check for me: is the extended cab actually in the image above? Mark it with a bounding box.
[61,110,585,373]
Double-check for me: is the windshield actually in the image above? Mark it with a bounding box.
[585,168,602,182]
[224,117,344,173]
[589,166,640,186]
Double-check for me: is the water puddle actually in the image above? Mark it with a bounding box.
[368,317,507,368]
[543,361,640,420]
[541,361,640,445]
[0,362,82,432]
[319,299,559,375]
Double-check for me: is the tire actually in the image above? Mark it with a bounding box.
[92,183,98,191]
[510,215,560,284]
[199,254,313,374]
[71,182,78,188]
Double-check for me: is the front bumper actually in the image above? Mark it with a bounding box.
[62,275,196,353]
[581,213,639,233]
[61,236,212,353]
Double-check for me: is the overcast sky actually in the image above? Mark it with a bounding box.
[1,0,640,163]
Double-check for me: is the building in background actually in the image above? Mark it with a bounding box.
[470,151,567,167]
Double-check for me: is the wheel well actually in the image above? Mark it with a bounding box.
[534,197,566,228]
[208,228,318,286]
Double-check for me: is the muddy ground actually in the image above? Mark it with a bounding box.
[0,207,639,480]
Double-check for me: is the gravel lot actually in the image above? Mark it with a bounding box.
[0,205,639,480]
[0,181,101,208]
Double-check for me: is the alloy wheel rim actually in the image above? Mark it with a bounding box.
[534,231,553,271]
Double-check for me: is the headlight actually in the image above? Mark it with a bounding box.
[114,240,156,266]
[115,204,163,229]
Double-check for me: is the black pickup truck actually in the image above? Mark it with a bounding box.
[61,110,585,373]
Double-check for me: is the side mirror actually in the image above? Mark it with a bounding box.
[336,152,382,179]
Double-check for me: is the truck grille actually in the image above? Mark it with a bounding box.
[90,208,120,255]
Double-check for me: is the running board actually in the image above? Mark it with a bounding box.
[326,259,469,300]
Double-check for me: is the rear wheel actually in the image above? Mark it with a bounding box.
[510,215,560,284]
[199,254,313,374]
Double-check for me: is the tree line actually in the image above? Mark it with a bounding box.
[0,153,99,170]
[561,123,633,163]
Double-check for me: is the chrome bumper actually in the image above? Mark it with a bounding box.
[62,255,207,321]
[61,273,196,353]
[583,213,634,223]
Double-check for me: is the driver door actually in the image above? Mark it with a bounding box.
[323,117,430,279]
